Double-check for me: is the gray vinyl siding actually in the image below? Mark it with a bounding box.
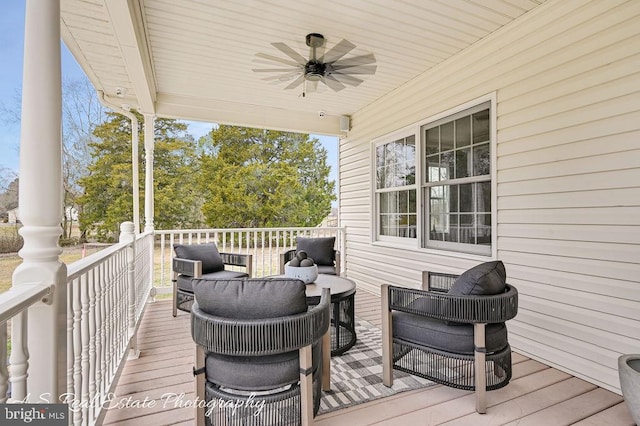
[339,0,640,393]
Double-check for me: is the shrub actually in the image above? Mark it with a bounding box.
[0,232,24,254]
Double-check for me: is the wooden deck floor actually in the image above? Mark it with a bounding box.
[102,289,634,425]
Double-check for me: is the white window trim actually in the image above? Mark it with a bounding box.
[371,93,497,259]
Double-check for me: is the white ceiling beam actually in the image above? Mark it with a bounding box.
[155,93,345,136]
[104,0,156,113]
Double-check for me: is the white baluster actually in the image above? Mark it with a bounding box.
[72,277,82,426]
[88,269,97,420]
[80,274,90,423]
[9,311,29,402]
[0,322,9,403]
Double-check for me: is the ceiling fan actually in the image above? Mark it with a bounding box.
[253,33,377,96]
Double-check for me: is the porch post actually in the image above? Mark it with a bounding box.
[119,222,140,359]
[143,114,155,233]
[13,0,67,401]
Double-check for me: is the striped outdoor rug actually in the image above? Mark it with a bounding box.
[319,319,434,414]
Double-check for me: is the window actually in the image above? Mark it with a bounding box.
[375,135,416,239]
[422,103,492,255]
[372,99,494,256]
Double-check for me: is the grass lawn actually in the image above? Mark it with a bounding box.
[0,248,87,294]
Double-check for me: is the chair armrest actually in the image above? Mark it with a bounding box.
[173,257,202,278]
[334,251,341,276]
[191,288,331,356]
[386,284,518,324]
[280,249,297,274]
[220,252,253,277]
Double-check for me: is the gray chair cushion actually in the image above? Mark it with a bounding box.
[296,237,335,266]
[176,270,249,292]
[205,344,321,391]
[392,311,508,355]
[174,243,224,274]
[448,261,506,296]
[192,278,307,319]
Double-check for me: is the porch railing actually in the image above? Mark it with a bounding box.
[154,226,346,290]
[0,222,153,426]
[65,224,153,425]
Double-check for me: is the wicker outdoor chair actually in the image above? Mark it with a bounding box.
[382,261,518,414]
[191,278,330,426]
[280,236,340,276]
[172,243,252,316]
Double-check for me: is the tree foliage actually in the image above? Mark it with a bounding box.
[78,113,201,241]
[197,126,335,228]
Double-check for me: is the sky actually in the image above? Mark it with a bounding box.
[0,1,339,189]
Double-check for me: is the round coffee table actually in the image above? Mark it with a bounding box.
[276,274,357,356]
[305,274,357,356]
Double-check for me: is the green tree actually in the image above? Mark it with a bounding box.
[78,113,201,241]
[198,126,335,228]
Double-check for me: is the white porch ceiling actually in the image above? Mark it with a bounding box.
[60,0,546,135]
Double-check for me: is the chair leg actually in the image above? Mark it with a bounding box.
[322,330,331,391]
[195,345,206,426]
[381,285,393,387]
[474,323,487,414]
[172,276,178,317]
[299,345,314,426]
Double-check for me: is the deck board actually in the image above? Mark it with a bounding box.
[101,288,634,425]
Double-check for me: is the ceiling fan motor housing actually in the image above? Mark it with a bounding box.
[305,61,326,81]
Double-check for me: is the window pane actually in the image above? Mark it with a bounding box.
[476,214,491,245]
[426,155,440,182]
[459,214,474,243]
[376,145,385,167]
[441,151,454,181]
[380,192,388,213]
[430,214,445,240]
[473,143,490,176]
[477,181,491,213]
[409,189,416,212]
[441,122,454,151]
[449,185,459,213]
[426,128,439,155]
[399,190,408,213]
[455,147,470,179]
[445,214,459,242]
[459,183,473,212]
[455,116,471,148]
[473,110,490,143]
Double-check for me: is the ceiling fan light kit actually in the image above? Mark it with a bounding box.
[253,33,377,96]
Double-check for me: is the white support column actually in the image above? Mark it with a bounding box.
[131,115,140,234]
[14,0,67,401]
[143,114,155,233]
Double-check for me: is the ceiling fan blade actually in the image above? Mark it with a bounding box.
[331,64,377,75]
[261,71,301,81]
[252,68,298,73]
[284,74,305,90]
[255,52,300,67]
[330,53,376,68]
[330,72,364,87]
[322,39,356,63]
[272,42,307,65]
[322,75,346,92]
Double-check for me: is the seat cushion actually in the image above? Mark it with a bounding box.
[192,278,307,319]
[205,343,321,391]
[174,243,224,274]
[296,237,335,266]
[448,261,506,296]
[392,311,508,355]
[176,270,249,292]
